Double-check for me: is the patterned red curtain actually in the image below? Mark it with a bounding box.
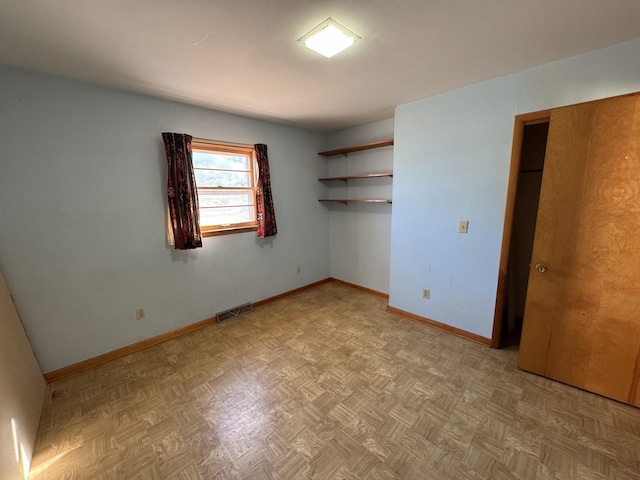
[162,133,203,249]
[255,144,277,238]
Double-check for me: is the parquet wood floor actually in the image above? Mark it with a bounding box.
[30,283,640,479]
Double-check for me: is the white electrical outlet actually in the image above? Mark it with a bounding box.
[135,308,146,320]
[458,220,469,234]
[423,289,430,299]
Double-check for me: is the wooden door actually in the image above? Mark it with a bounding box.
[519,93,640,406]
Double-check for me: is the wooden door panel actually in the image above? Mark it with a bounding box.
[519,102,596,376]
[633,359,640,406]
[544,310,595,390]
[519,93,640,406]
[586,317,640,403]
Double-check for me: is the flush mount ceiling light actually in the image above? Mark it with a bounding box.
[298,17,361,58]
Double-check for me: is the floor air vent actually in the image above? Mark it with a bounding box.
[216,303,253,323]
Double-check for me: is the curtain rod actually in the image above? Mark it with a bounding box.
[192,137,255,147]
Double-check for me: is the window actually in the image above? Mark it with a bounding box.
[191,139,257,236]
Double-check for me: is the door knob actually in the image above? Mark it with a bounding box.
[536,263,547,273]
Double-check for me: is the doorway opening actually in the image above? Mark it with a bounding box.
[492,111,551,349]
[501,121,549,348]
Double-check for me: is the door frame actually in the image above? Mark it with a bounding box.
[490,109,551,348]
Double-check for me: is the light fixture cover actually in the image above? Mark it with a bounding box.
[298,17,360,58]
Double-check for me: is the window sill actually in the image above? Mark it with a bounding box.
[202,226,258,237]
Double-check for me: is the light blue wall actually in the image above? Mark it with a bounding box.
[391,37,640,338]
[0,66,329,372]
[325,119,394,293]
[4,35,640,372]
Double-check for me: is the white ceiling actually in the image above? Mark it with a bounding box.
[1,1,640,131]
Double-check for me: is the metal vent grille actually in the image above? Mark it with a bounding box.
[216,303,253,323]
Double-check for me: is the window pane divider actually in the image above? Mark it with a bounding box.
[200,204,256,209]
[197,187,254,191]
[193,167,251,173]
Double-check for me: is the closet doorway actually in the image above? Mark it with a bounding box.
[501,120,549,348]
[493,93,640,406]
